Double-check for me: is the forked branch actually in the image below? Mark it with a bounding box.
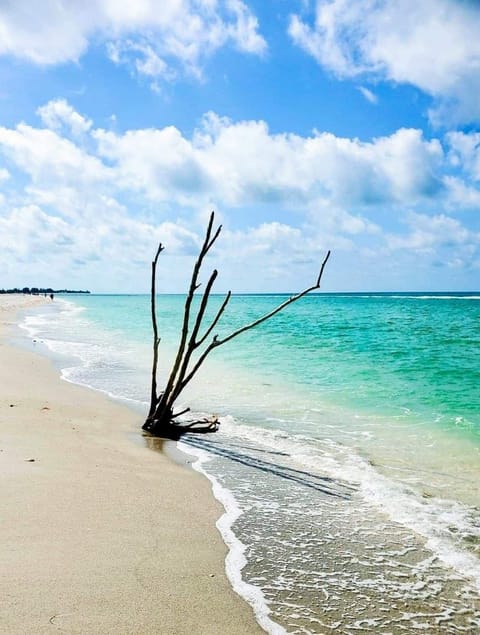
[176,250,331,395]
[143,212,330,438]
[161,212,221,403]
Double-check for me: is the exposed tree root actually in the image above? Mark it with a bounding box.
[143,416,220,440]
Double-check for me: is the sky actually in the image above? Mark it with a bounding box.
[0,0,480,293]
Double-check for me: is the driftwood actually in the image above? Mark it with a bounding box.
[143,212,330,438]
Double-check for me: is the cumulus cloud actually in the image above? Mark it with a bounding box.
[0,0,266,85]
[386,213,478,261]
[289,0,480,125]
[93,113,444,207]
[1,99,478,290]
[0,195,207,291]
[446,131,480,181]
[109,41,169,77]
[444,177,480,210]
[0,100,468,218]
[0,123,110,186]
[37,99,93,136]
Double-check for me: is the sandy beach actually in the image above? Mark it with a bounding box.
[0,295,263,634]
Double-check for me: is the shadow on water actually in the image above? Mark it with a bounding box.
[181,434,356,500]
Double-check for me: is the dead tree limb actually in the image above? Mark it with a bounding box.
[143,212,330,438]
[147,243,164,420]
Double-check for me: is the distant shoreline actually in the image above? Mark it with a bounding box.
[0,288,90,295]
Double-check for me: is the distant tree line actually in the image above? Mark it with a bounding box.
[0,287,91,295]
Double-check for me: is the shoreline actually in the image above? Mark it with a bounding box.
[0,296,263,634]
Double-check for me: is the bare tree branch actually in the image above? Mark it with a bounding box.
[147,243,164,419]
[161,212,221,404]
[168,269,219,406]
[215,250,331,348]
[196,291,231,347]
[171,407,191,419]
[175,251,331,399]
[143,211,331,438]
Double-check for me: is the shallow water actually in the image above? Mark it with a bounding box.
[20,293,480,633]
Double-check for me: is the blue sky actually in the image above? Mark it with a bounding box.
[0,0,479,292]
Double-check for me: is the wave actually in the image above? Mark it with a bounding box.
[398,295,480,300]
[214,416,480,593]
[19,300,480,593]
[184,442,288,635]
[16,296,480,630]
[328,294,480,300]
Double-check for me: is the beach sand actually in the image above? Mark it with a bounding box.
[0,295,263,634]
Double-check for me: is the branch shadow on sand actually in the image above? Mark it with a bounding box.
[180,435,356,500]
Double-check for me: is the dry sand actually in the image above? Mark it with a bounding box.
[0,295,263,634]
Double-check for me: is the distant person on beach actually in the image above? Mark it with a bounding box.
[49,293,54,301]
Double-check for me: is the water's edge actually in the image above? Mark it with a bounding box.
[14,295,480,634]
[14,302,281,635]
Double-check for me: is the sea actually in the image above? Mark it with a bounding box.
[20,292,480,634]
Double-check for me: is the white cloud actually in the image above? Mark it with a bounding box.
[358,86,377,104]
[0,123,110,186]
[234,222,304,257]
[306,199,380,238]
[446,131,480,181]
[387,212,475,254]
[37,99,93,136]
[0,196,206,291]
[130,44,169,78]
[106,40,175,92]
[224,0,266,55]
[0,1,91,65]
[0,1,265,85]
[444,177,480,210]
[0,101,454,220]
[206,220,338,290]
[93,113,444,207]
[0,204,74,260]
[1,100,479,291]
[93,124,210,204]
[289,0,480,125]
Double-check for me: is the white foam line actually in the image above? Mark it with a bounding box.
[19,307,150,412]
[319,295,480,300]
[60,368,149,409]
[19,298,84,339]
[393,295,480,300]
[180,441,288,635]
[218,418,480,593]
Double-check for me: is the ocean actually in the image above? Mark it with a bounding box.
[20,292,480,633]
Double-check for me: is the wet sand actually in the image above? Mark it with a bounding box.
[0,295,263,634]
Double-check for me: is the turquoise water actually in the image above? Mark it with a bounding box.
[52,292,480,435]
[21,293,480,633]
